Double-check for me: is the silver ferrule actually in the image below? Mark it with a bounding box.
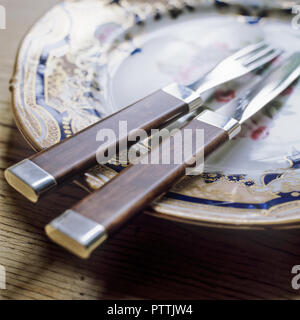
[45,210,107,259]
[4,159,57,203]
[162,82,203,112]
[196,110,241,139]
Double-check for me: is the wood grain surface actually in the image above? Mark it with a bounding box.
[1,0,300,300]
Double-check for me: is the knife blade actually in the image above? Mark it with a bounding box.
[218,52,300,124]
[46,52,300,259]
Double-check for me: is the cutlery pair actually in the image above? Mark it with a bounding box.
[6,42,300,258]
[5,41,279,202]
[45,52,300,258]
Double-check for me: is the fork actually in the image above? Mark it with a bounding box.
[5,41,281,203]
[189,41,281,94]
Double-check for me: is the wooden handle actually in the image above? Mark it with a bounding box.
[5,85,202,202]
[77,120,228,233]
[46,114,235,258]
[31,89,189,180]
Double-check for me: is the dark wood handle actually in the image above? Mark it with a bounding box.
[71,118,229,235]
[46,116,232,258]
[32,89,189,182]
[6,87,198,202]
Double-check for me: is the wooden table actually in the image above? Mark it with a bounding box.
[1,0,300,300]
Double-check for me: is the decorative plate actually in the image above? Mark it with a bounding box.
[11,0,300,228]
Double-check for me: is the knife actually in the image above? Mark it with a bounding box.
[5,42,280,202]
[45,52,300,259]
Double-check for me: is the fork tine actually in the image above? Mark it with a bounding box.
[242,45,276,66]
[245,48,283,71]
[231,41,267,60]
